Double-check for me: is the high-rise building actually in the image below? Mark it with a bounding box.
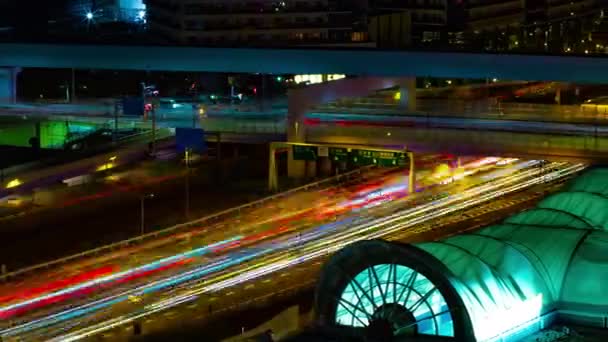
[369,0,465,46]
[145,0,374,47]
[69,0,146,23]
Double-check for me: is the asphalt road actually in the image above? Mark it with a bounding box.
[0,158,585,342]
[106,178,568,342]
[0,157,270,270]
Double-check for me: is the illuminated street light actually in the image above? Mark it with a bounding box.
[5,178,22,189]
[86,12,93,20]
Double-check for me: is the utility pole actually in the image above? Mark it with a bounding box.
[71,68,76,103]
[142,82,157,156]
[140,196,145,235]
[151,104,156,155]
[140,193,155,235]
[113,99,120,143]
[261,74,267,112]
[185,149,191,219]
[192,80,199,128]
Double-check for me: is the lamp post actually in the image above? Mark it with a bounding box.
[140,193,155,235]
[85,12,94,32]
[185,149,191,219]
[142,83,158,155]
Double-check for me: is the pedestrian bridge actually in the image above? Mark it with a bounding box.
[314,166,608,341]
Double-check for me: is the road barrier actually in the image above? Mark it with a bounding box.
[0,165,375,283]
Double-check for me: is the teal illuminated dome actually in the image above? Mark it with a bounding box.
[314,167,608,341]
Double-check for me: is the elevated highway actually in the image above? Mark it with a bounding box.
[306,120,608,163]
[0,44,607,83]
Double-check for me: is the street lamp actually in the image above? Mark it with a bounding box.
[142,83,158,156]
[140,193,155,235]
[86,12,93,20]
[185,149,192,219]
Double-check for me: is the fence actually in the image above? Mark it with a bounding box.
[0,165,374,283]
[200,118,287,135]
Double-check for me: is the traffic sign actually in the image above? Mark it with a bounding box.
[351,149,408,167]
[329,147,349,162]
[291,144,408,166]
[350,149,376,166]
[292,145,318,161]
[318,146,329,157]
[376,151,408,167]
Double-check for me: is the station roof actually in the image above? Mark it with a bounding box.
[315,167,608,341]
[417,167,608,340]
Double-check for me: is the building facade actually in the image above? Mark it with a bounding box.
[370,0,457,46]
[144,0,373,47]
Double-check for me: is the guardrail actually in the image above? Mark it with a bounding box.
[200,118,287,135]
[0,165,374,282]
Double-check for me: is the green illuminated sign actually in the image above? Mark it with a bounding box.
[329,147,349,162]
[292,144,408,167]
[351,149,376,166]
[292,145,318,161]
[351,150,408,167]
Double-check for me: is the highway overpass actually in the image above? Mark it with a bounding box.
[0,44,607,83]
[307,121,608,163]
[1,43,608,105]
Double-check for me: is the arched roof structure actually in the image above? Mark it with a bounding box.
[315,167,608,342]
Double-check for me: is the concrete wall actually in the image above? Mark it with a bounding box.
[222,305,300,342]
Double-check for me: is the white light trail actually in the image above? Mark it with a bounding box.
[39,162,584,342]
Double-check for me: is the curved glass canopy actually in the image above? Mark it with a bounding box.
[416,167,608,341]
[318,167,608,341]
[335,263,455,337]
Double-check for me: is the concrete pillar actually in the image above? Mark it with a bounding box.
[306,160,317,178]
[268,144,279,192]
[408,152,415,194]
[287,148,307,179]
[398,78,416,112]
[319,157,332,177]
[0,67,20,104]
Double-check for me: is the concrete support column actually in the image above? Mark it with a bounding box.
[0,67,20,104]
[268,143,279,192]
[408,152,415,194]
[398,78,417,112]
[319,157,332,177]
[306,160,317,178]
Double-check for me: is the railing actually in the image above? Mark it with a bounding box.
[0,165,374,283]
[200,118,287,135]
